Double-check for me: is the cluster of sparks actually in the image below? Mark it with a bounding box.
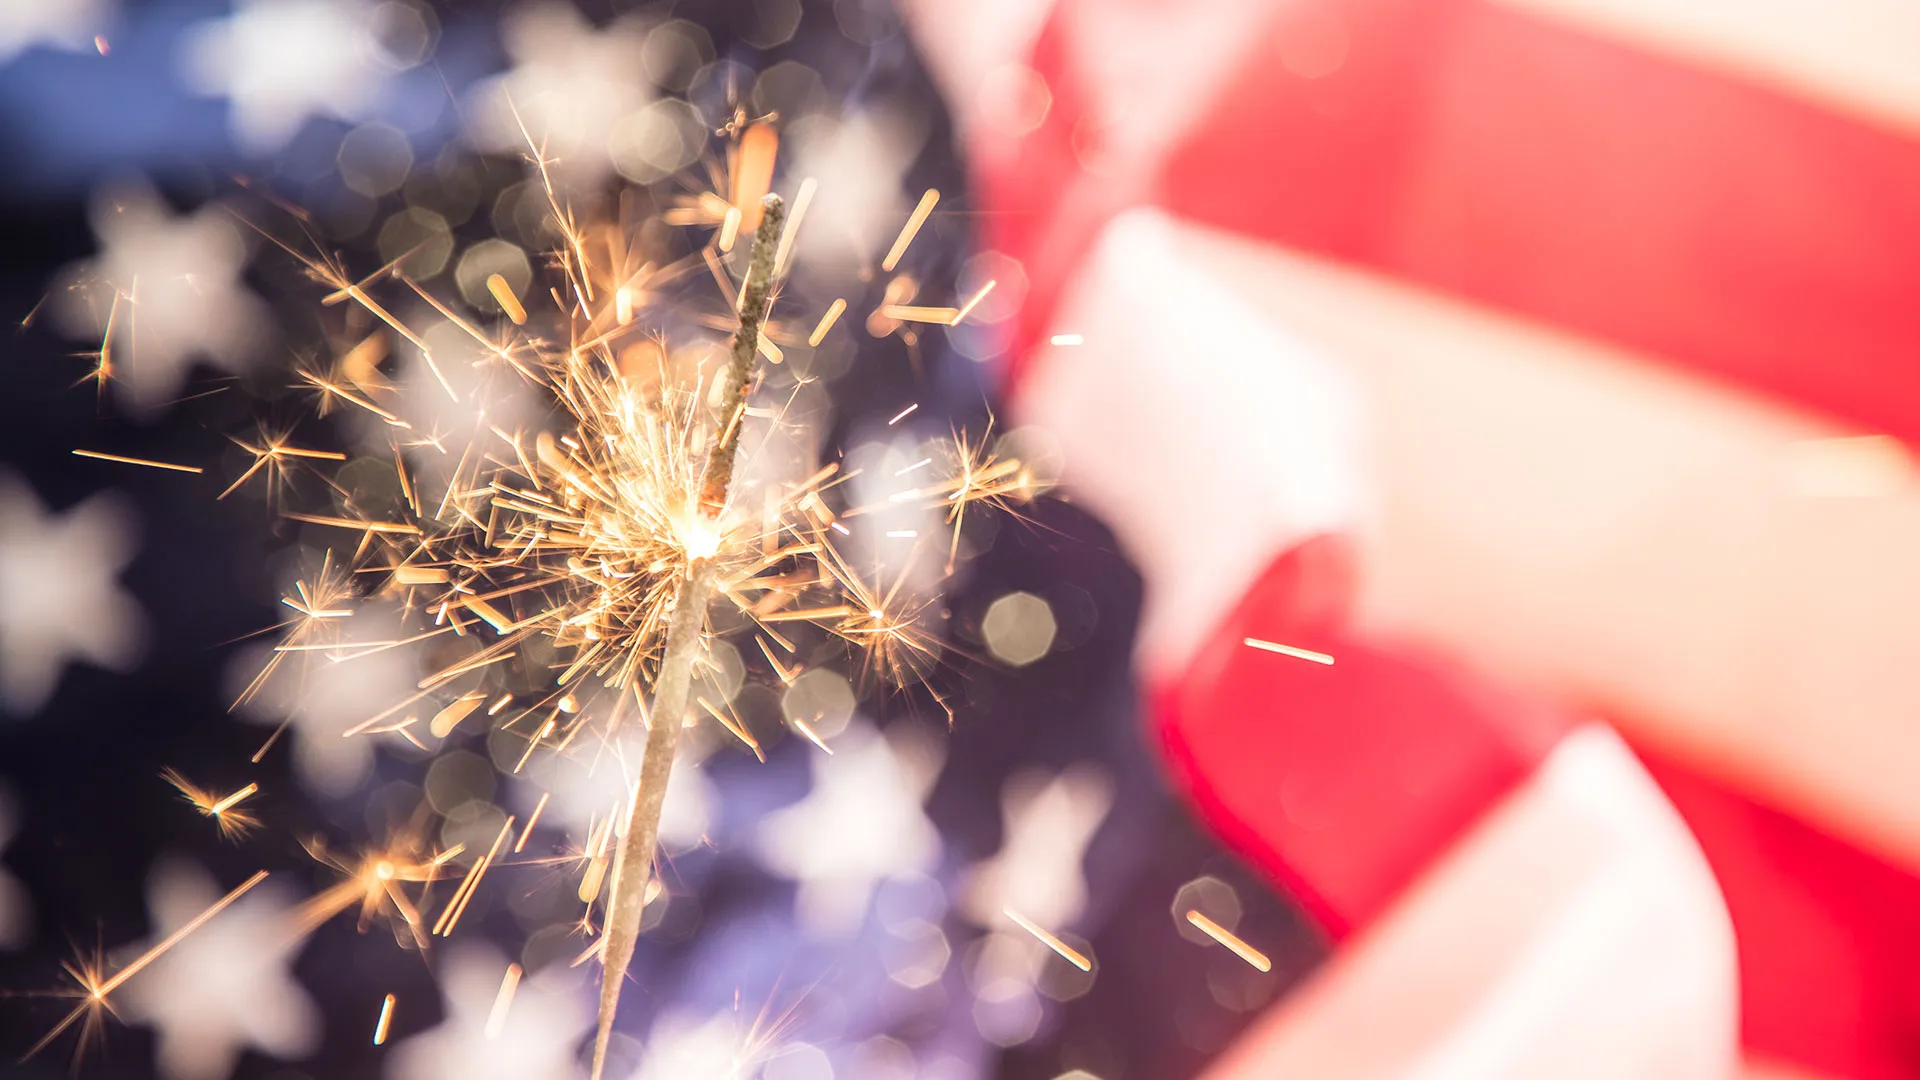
[27,108,1046,1073]
[23,79,1340,1076]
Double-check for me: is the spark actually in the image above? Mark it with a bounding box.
[429,693,486,738]
[882,189,940,272]
[887,403,918,426]
[484,963,523,1040]
[433,814,515,937]
[1185,909,1273,972]
[731,122,780,232]
[25,871,271,1065]
[808,299,846,347]
[220,432,350,502]
[788,715,833,754]
[162,768,261,840]
[71,450,203,474]
[486,273,527,325]
[515,792,550,853]
[282,512,421,535]
[372,993,396,1045]
[110,872,270,993]
[1050,333,1085,346]
[1004,908,1092,972]
[877,304,960,324]
[950,279,997,324]
[773,176,817,274]
[292,832,445,946]
[1242,637,1335,665]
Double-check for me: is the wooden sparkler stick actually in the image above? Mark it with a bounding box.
[591,193,785,1080]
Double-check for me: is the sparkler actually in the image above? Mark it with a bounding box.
[593,194,784,1080]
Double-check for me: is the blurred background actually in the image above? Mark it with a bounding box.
[0,1,1323,1079]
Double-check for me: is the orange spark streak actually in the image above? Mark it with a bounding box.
[429,694,486,739]
[463,596,514,634]
[950,280,997,324]
[71,450,203,474]
[433,815,515,936]
[372,994,396,1045]
[515,792,549,853]
[756,605,855,623]
[484,964,523,1039]
[283,512,422,535]
[1004,908,1092,971]
[731,122,779,232]
[773,177,816,274]
[17,872,282,1070]
[1185,910,1272,972]
[1242,637,1335,665]
[789,715,832,754]
[486,273,527,325]
[877,305,960,323]
[882,189,940,272]
[209,783,259,815]
[698,696,763,760]
[808,299,846,346]
[105,871,270,997]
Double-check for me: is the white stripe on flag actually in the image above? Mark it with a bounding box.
[1168,211,1920,876]
[1495,0,1920,135]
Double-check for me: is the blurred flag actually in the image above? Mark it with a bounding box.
[906,0,1920,1077]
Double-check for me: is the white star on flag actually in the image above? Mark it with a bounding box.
[785,109,924,270]
[387,943,590,1080]
[230,603,423,798]
[626,1009,765,1080]
[960,765,1112,1027]
[0,471,143,715]
[755,720,944,937]
[177,0,395,154]
[0,0,113,62]
[120,858,320,1080]
[961,764,1113,932]
[53,180,271,414]
[465,1,654,190]
[521,724,716,856]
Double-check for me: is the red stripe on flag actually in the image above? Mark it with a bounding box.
[988,0,1920,439]
[1640,747,1920,1080]
[1152,535,1568,937]
[1162,536,1920,1078]
[1158,0,1920,441]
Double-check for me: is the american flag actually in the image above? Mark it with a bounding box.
[907,0,1920,1076]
